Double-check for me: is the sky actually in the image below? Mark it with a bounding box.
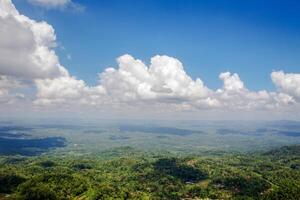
[0,0,300,120]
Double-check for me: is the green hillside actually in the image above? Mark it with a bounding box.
[0,145,300,200]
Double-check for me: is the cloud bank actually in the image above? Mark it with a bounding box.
[0,0,300,119]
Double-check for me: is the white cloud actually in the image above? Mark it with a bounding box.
[0,0,68,79]
[219,72,244,92]
[271,71,300,100]
[28,0,70,7]
[100,55,212,104]
[28,0,85,11]
[32,55,296,112]
[34,76,106,106]
[34,54,215,109]
[0,75,24,103]
[216,72,294,110]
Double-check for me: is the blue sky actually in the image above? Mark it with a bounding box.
[12,0,300,90]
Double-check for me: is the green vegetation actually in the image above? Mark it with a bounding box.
[0,145,300,200]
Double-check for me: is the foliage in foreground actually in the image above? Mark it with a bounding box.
[0,145,300,199]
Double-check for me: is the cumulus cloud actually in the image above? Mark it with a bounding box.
[28,0,85,11]
[0,0,68,103]
[34,76,106,106]
[0,0,68,79]
[216,72,294,110]
[271,71,300,100]
[32,55,296,112]
[34,54,216,109]
[0,75,24,103]
[100,55,212,103]
[219,72,244,92]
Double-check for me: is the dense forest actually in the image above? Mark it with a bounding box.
[0,145,300,200]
